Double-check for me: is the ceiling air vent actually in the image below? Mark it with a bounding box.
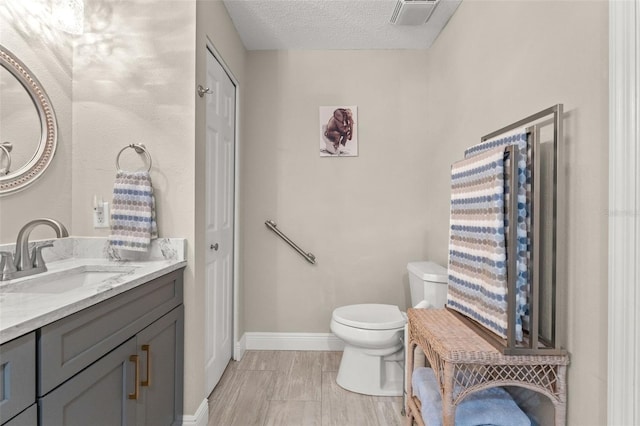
[390,0,439,25]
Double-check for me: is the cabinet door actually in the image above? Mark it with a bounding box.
[40,338,138,426]
[136,306,184,426]
[0,332,35,425]
[3,404,36,426]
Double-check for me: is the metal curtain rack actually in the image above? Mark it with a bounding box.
[449,104,567,356]
[265,220,316,264]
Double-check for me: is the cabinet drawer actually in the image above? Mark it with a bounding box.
[39,269,183,396]
[0,332,35,424]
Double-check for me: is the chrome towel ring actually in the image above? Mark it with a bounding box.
[115,144,152,172]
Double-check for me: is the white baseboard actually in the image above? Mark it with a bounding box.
[181,398,208,426]
[244,332,345,351]
[234,333,247,360]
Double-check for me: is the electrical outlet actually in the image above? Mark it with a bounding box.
[93,197,110,228]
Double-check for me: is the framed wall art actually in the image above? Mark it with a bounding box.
[319,106,358,157]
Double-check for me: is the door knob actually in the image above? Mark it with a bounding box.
[210,243,219,251]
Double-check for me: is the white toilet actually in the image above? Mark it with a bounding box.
[330,261,448,396]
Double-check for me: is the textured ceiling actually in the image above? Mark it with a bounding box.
[222,0,462,50]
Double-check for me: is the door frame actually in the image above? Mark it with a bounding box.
[608,1,639,424]
[205,38,242,362]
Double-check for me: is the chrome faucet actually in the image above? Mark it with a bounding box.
[0,218,69,281]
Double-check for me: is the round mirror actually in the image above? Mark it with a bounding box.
[0,44,58,195]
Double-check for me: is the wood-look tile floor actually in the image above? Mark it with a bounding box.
[208,350,405,426]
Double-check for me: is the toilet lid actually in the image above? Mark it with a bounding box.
[332,304,407,330]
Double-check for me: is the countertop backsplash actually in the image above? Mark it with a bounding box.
[0,237,186,263]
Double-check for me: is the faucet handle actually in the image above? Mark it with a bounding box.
[0,251,17,275]
[31,243,54,269]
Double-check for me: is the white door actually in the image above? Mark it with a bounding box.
[204,48,235,396]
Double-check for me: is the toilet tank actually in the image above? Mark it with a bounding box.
[407,261,448,308]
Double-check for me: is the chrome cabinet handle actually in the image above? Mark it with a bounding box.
[128,355,139,400]
[141,345,151,387]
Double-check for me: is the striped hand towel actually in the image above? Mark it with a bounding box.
[108,170,158,252]
[464,129,529,342]
[446,146,509,340]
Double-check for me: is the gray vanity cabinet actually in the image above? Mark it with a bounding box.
[37,268,184,425]
[0,332,36,425]
[39,307,184,426]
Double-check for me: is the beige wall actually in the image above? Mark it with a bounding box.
[242,1,608,423]
[72,0,197,241]
[423,1,608,424]
[243,50,433,332]
[71,0,249,416]
[2,0,610,422]
[0,0,73,242]
[70,0,202,415]
[2,0,246,417]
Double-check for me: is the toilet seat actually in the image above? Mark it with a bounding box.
[332,304,406,330]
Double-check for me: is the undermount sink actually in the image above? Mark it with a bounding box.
[0,265,136,294]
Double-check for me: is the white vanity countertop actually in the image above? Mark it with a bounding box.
[0,237,187,344]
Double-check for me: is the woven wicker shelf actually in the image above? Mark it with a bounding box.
[405,308,570,426]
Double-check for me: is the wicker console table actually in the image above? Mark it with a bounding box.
[405,308,570,426]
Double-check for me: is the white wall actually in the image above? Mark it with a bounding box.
[243,50,432,332]
[423,1,608,424]
[0,0,73,242]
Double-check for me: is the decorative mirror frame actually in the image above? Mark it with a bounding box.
[0,44,58,195]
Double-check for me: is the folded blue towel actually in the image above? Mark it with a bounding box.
[412,367,531,426]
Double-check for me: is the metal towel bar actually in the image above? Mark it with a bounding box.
[265,220,316,264]
[449,103,566,356]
